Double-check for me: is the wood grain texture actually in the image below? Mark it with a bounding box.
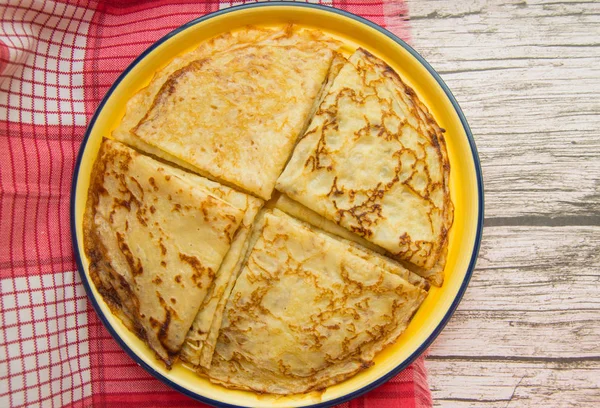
[436,226,599,356]
[408,0,600,221]
[427,359,600,407]
[425,226,600,406]
[405,0,600,405]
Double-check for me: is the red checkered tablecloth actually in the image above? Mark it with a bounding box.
[0,1,431,407]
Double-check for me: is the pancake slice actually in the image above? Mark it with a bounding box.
[111,27,281,178]
[204,209,427,394]
[83,139,246,366]
[180,198,262,367]
[196,208,260,369]
[119,26,339,199]
[277,48,453,283]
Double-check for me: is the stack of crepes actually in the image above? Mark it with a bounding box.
[0,1,438,406]
[83,24,452,395]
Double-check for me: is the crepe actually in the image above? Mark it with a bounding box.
[277,48,453,283]
[114,26,340,199]
[154,162,264,367]
[204,209,427,394]
[112,27,279,177]
[273,194,429,291]
[180,199,262,367]
[83,139,248,366]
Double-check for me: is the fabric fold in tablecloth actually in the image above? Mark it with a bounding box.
[0,1,431,407]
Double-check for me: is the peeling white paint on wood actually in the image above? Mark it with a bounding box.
[406,0,600,405]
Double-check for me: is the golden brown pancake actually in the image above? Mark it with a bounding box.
[277,48,453,284]
[84,139,248,366]
[180,199,262,368]
[203,209,427,394]
[85,23,453,391]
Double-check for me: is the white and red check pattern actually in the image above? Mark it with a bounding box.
[0,1,430,407]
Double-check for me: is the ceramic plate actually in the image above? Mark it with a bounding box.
[71,2,484,407]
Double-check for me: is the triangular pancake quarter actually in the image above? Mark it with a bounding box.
[83,139,248,366]
[115,26,340,200]
[203,209,427,394]
[277,48,453,283]
[111,27,284,181]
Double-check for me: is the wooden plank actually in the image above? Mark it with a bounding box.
[462,226,600,312]
[407,0,600,220]
[427,359,600,407]
[431,226,600,358]
[431,308,600,358]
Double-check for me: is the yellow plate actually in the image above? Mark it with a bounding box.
[71,3,484,407]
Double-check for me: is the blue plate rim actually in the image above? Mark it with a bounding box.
[70,2,484,407]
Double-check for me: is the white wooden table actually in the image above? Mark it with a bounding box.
[406,0,600,405]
